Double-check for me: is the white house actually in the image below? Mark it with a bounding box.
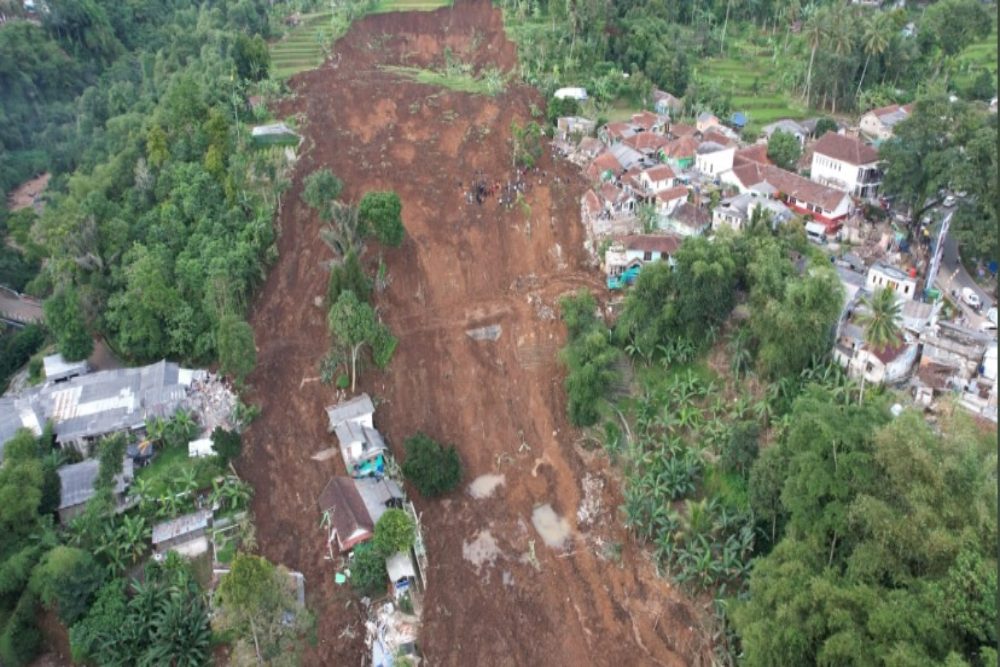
[712,192,793,232]
[654,185,689,217]
[637,164,675,194]
[652,89,683,117]
[865,262,917,300]
[694,141,735,177]
[605,235,682,287]
[809,132,882,200]
[859,104,912,142]
[723,161,853,227]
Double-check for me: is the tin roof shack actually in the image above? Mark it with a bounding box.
[43,354,89,383]
[385,551,418,598]
[57,457,134,523]
[250,122,300,147]
[354,477,405,524]
[152,509,212,557]
[318,476,375,553]
[0,360,205,460]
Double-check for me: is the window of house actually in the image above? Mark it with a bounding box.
[643,251,652,261]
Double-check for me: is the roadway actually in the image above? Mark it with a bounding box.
[0,288,44,325]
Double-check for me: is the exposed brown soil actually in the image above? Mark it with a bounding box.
[238,2,713,665]
[7,172,49,212]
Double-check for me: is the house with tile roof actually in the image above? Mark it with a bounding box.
[810,132,882,200]
[722,162,853,229]
[859,104,912,142]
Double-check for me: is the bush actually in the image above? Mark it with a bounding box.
[211,427,242,464]
[0,590,41,666]
[358,191,405,247]
[349,542,386,597]
[372,509,415,556]
[29,546,104,624]
[401,433,462,497]
[301,169,343,221]
[721,421,760,477]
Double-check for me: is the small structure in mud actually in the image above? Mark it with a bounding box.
[326,393,388,477]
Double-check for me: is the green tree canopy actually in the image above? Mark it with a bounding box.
[217,314,256,384]
[766,130,802,171]
[359,191,405,247]
[401,432,462,497]
[301,169,343,221]
[43,286,93,362]
[29,546,104,625]
[372,508,415,556]
[328,290,395,392]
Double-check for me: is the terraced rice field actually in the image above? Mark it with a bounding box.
[694,52,809,134]
[952,33,998,91]
[270,12,335,80]
[269,2,453,79]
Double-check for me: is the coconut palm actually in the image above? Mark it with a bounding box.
[856,287,903,402]
[856,12,891,99]
[802,8,827,106]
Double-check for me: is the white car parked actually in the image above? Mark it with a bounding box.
[961,287,981,309]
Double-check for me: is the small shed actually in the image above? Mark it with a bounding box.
[250,123,300,147]
[43,354,89,383]
[385,551,418,597]
[730,112,747,129]
[188,438,215,458]
[152,508,213,555]
[554,87,588,101]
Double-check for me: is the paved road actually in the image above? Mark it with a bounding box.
[940,230,994,311]
[0,288,44,325]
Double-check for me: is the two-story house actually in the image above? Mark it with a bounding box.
[809,132,882,200]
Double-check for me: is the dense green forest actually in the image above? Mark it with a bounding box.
[1,0,280,368]
[559,221,998,666]
[498,0,995,114]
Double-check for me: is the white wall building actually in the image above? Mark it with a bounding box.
[810,132,882,200]
[866,262,917,301]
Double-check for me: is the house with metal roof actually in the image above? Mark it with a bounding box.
[42,354,89,383]
[152,508,213,556]
[57,457,134,523]
[325,393,375,431]
[0,360,204,461]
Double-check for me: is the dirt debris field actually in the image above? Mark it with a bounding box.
[238,1,713,665]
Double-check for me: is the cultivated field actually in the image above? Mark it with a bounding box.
[241,1,712,664]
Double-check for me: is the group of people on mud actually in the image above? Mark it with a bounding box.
[461,166,552,209]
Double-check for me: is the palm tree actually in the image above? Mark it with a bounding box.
[824,4,856,113]
[802,9,826,107]
[856,12,891,100]
[856,287,903,402]
[321,201,366,260]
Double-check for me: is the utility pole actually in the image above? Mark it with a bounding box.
[924,210,951,301]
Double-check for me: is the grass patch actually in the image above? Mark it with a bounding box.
[135,445,223,496]
[702,465,750,511]
[378,65,505,95]
[371,0,452,12]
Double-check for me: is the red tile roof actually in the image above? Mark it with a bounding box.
[734,144,771,166]
[623,132,670,153]
[644,164,676,182]
[730,163,849,212]
[631,111,662,131]
[869,103,911,119]
[604,122,637,140]
[812,132,880,165]
[662,136,700,159]
[668,122,698,138]
[585,152,622,181]
[700,130,735,147]
[668,202,711,230]
[624,234,682,255]
[870,341,907,364]
[656,185,690,203]
[317,478,374,552]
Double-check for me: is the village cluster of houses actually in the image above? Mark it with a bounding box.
[556,88,890,290]
[833,257,997,419]
[555,87,997,419]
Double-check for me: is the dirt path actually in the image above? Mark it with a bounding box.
[238,2,712,664]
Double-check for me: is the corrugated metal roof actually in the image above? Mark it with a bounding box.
[325,394,374,430]
[152,509,212,544]
[57,457,133,510]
